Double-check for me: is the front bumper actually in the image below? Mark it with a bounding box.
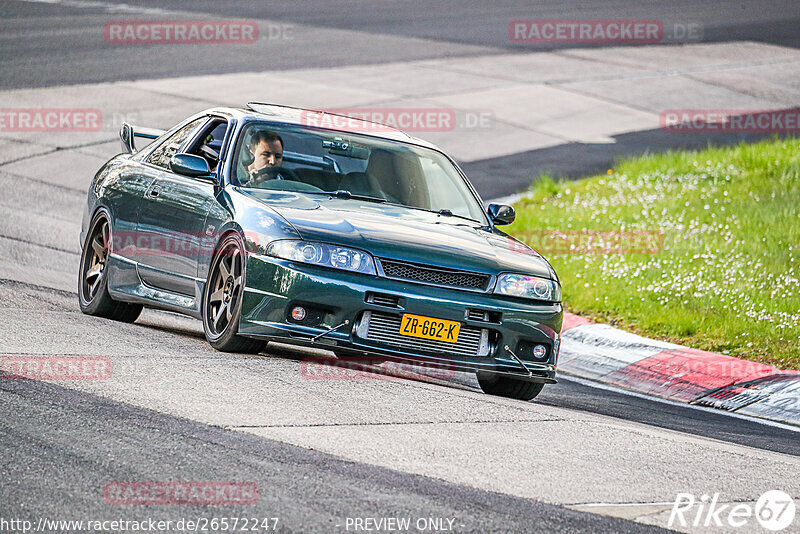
[239,255,562,383]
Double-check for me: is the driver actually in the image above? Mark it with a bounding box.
[247,130,285,180]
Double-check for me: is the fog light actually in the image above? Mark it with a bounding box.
[291,306,306,321]
[532,344,547,359]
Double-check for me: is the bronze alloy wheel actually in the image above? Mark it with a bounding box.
[78,213,142,322]
[81,218,109,302]
[206,238,244,337]
[202,234,264,353]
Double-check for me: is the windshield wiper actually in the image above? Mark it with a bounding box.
[305,190,387,203]
[399,205,481,224]
[304,191,481,223]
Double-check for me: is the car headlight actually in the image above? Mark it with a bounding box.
[494,273,561,302]
[266,240,377,275]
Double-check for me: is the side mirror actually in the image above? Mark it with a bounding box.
[170,153,213,179]
[487,203,515,225]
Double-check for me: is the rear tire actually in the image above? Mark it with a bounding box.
[202,233,265,354]
[78,212,143,323]
[476,372,544,401]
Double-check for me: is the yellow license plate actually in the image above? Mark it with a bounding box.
[399,314,460,343]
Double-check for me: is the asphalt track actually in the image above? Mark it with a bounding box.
[2,373,789,532]
[1,377,663,534]
[2,1,800,532]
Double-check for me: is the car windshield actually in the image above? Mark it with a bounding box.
[233,122,486,224]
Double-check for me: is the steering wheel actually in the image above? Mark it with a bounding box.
[249,165,301,186]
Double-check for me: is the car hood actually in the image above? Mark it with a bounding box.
[244,191,553,278]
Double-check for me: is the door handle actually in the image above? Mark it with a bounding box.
[148,186,160,198]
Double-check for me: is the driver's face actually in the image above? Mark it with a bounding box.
[250,139,283,171]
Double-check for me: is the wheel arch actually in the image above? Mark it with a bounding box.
[82,204,114,249]
[197,221,247,284]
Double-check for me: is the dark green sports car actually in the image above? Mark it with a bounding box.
[79,103,562,400]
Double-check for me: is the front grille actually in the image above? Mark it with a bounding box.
[379,260,490,291]
[359,311,488,358]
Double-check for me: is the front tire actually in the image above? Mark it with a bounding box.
[202,233,264,353]
[78,212,143,322]
[476,372,544,401]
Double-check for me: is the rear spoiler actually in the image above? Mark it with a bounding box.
[119,122,166,154]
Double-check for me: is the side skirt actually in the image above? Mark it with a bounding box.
[106,253,204,319]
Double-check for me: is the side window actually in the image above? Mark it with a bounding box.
[146,118,207,170]
[185,119,229,172]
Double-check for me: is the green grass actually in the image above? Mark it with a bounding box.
[510,137,800,370]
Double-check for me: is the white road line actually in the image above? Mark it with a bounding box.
[571,501,676,507]
[14,0,170,15]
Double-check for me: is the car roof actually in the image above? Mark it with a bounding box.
[207,103,442,151]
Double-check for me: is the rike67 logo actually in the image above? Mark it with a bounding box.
[669,490,796,531]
